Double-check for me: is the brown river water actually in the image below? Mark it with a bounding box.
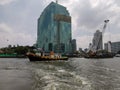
[0,57,120,90]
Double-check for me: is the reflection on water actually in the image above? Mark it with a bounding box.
[0,58,120,90]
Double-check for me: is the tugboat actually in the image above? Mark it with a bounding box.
[26,51,68,61]
[84,50,114,59]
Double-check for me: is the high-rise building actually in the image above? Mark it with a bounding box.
[92,30,103,51]
[71,39,77,53]
[104,41,120,53]
[37,2,72,53]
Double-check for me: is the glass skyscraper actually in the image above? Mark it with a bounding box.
[37,2,72,54]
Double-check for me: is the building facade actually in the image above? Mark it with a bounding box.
[71,39,77,53]
[37,2,72,53]
[92,30,103,51]
[105,41,120,53]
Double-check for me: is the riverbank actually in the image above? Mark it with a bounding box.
[0,54,26,58]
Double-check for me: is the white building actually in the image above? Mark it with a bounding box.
[92,30,103,51]
[105,41,120,53]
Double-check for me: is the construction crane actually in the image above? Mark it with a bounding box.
[96,20,109,51]
[102,20,109,34]
[85,20,114,58]
[88,20,109,54]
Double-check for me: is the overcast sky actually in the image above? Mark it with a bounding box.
[0,0,120,49]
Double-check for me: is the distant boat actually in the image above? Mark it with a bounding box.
[26,52,68,61]
[84,52,115,59]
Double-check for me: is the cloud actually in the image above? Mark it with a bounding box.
[0,32,35,48]
[0,0,120,50]
[104,32,120,43]
[0,23,12,33]
[76,35,93,49]
[0,23,36,48]
[59,0,120,49]
[0,0,16,5]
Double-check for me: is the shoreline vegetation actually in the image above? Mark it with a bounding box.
[0,45,35,58]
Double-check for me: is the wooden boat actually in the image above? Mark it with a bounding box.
[26,52,68,61]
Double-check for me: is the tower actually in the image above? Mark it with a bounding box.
[92,30,103,51]
[37,2,72,54]
[71,39,77,53]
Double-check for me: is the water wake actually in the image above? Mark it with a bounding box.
[32,63,91,90]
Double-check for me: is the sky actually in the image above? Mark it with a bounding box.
[0,0,120,49]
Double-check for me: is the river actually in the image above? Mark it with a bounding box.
[0,57,120,90]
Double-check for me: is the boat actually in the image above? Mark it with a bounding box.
[26,52,68,61]
[84,52,115,59]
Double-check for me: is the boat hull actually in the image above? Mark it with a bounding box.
[84,56,114,59]
[84,54,114,59]
[27,54,68,61]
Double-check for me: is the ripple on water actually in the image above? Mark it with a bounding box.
[32,65,92,90]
